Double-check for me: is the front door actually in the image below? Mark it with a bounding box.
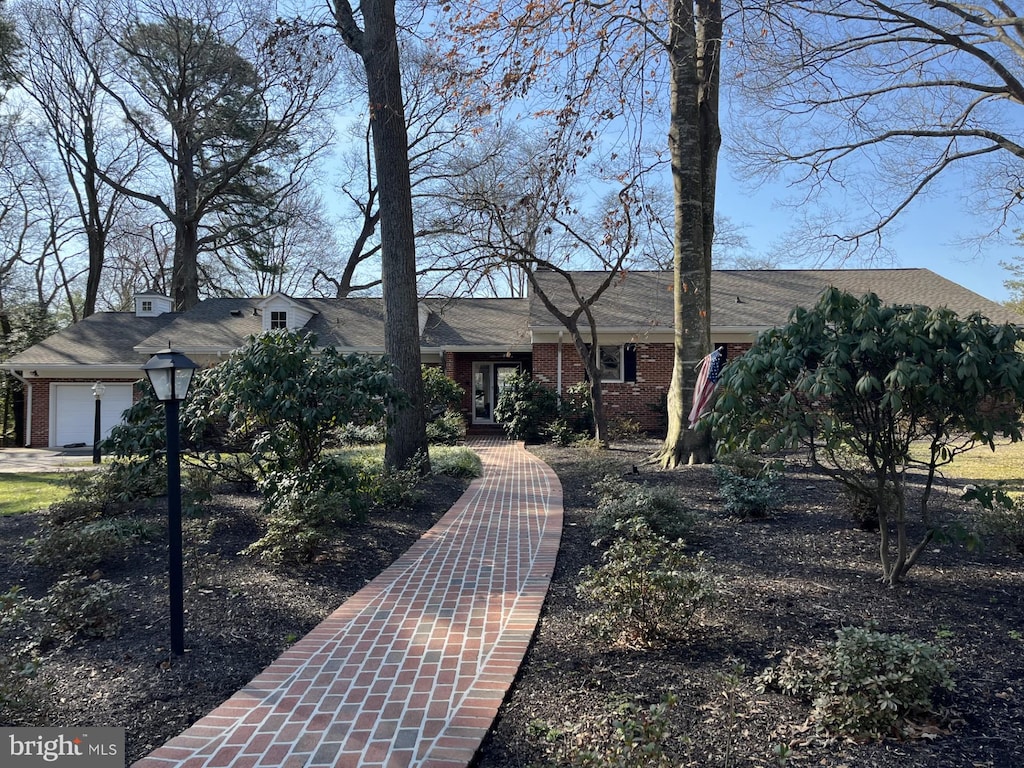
[472,362,521,425]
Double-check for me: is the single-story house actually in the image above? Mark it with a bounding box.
[2,269,1019,448]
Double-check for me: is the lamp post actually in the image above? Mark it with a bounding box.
[143,349,199,656]
[91,381,105,464]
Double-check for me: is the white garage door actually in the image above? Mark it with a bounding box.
[52,384,135,448]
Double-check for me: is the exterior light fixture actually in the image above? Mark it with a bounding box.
[142,349,199,656]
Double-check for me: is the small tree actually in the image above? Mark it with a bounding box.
[109,331,402,480]
[709,288,1024,586]
[201,331,401,473]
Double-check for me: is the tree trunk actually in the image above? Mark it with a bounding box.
[81,120,104,318]
[172,219,201,311]
[172,124,200,312]
[656,0,717,468]
[571,336,609,448]
[335,0,428,470]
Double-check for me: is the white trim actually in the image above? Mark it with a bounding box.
[438,345,532,354]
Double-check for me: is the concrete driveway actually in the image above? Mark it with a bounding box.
[0,447,96,473]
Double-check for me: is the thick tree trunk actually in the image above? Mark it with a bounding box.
[172,219,200,311]
[172,127,200,312]
[81,122,104,318]
[656,0,716,468]
[335,0,428,470]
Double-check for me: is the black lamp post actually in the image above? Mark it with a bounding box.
[143,349,199,656]
[91,381,105,464]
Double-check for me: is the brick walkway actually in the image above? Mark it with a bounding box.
[132,438,563,768]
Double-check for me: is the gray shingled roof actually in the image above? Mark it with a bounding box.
[5,268,1017,369]
[529,269,1021,329]
[421,298,531,348]
[2,311,179,367]
[135,297,532,352]
[714,269,1022,327]
[135,298,264,353]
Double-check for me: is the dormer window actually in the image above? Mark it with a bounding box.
[270,310,288,330]
[141,300,153,313]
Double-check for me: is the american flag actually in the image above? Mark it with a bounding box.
[688,348,723,428]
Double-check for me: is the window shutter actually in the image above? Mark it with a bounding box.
[624,344,637,383]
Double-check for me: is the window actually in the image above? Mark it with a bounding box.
[141,300,153,313]
[598,345,623,382]
[270,311,288,330]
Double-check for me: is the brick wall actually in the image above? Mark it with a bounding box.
[28,380,50,448]
[532,342,675,433]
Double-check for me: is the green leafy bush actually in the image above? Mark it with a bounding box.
[32,518,155,574]
[0,587,40,715]
[42,577,123,639]
[758,625,955,738]
[46,498,104,527]
[710,287,1024,585]
[608,418,645,441]
[577,518,716,647]
[430,447,482,478]
[244,457,363,563]
[969,485,1024,554]
[560,380,594,434]
[358,463,423,509]
[494,370,558,442]
[426,410,466,445]
[66,457,167,507]
[545,416,589,446]
[531,694,678,768]
[712,457,784,519]
[592,475,699,542]
[422,365,464,417]
[336,421,386,445]
[345,450,424,509]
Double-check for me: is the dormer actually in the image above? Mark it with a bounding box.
[257,293,316,332]
[135,292,173,317]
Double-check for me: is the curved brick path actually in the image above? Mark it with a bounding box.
[133,437,563,768]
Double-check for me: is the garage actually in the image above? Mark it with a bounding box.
[51,383,135,448]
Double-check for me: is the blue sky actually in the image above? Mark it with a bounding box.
[715,153,1019,305]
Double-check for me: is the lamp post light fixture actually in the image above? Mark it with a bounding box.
[91,381,106,464]
[143,349,199,656]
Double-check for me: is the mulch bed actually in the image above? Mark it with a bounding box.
[475,441,1024,768]
[2,442,1023,768]
[0,474,467,765]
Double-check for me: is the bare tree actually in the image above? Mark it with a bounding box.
[441,133,640,444]
[15,0,145,317]
[97,220,174,309]
[731,0,1024,259]
[320,40,502,298]
[76,0,334,310]
[207,186,343,297]
[445,0,723,466]
[0,113,83,316]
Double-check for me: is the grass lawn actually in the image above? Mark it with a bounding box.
[0,472,75,515]
[912,437,1024,493]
